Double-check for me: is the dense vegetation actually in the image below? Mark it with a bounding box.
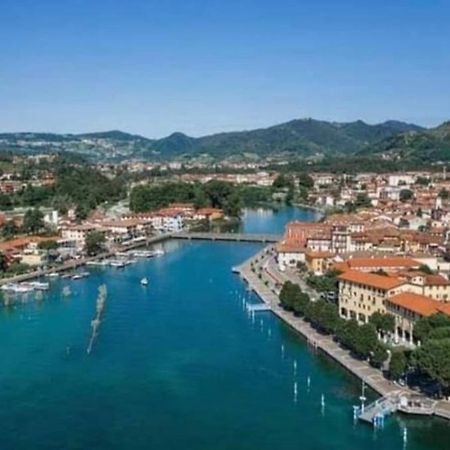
[129,181,243,217]
[362,121,450,163]
[0,161,126,217]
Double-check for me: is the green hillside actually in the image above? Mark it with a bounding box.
[362,122,450,163]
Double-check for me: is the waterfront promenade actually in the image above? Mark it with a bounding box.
[235,247,450,422]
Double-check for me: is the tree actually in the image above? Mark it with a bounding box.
[0,252,8,272]
[223,190,242,217]
[272,174,294,190]
[369,312,395,333]
[85,231,106,256]
[279,281,302,311]
[414,338,450,393]
[0,193,13,210]
[336,319,359,350]
[306,300,340,334]
[439,188,450,200]
[414,313,450,343]
[292,292,310,316]
[38,240,59,251]
[399,189,414,202]
[23,208,44,234]
[355,193,372,208]
[352,323,378,359]
[389,351,408,380]
[370,343,388,368]
[75,203,90,222]
[298,173,314,189]
[1,220,19,239]
[415,176,430,186]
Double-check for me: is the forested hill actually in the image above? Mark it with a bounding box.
[143,119,423,159]
[0,119,424,161]
[360,121,450,163]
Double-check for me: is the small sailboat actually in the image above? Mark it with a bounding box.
[140,277,149,286]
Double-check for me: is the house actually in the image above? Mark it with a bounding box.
[305,250,335,275]
[61,224,98,249]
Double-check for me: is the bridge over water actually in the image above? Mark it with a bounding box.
[172,232,282,243]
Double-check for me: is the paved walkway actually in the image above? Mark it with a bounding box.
[236,250,450,422]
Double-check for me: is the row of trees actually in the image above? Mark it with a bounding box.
[279,281,388,368]
[280,280,450,395]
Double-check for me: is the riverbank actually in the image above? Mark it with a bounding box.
[235,247,450,423]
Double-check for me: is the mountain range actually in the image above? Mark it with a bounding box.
[1,118,449,163]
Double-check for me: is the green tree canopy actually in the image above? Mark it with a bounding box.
[298,173,314,189]
[389,350,408,380]
[399,189,414,202]
[23,208,44,234]
[369,312,395,333]
[85,231,106,256]
[414,338,450,391]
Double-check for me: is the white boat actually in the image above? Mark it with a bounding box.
[86,260,108,266]
[14,284,34,293]
[153,249,165,256]
[109,260,126,268]
[1,283,16,292]
[28,281,50,290]
[2,283,34,294]
[132,250,161,258]
[140,277,149,286]
[47,272,59,278]
[71,272,89,280]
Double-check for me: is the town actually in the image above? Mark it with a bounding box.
[1,153,450,418]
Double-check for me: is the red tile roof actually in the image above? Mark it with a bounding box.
[387,292,450,317]
[339,270,406,290]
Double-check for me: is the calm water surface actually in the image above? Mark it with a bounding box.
[0,208,449,449]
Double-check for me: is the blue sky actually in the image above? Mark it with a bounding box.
[1,0,449,137]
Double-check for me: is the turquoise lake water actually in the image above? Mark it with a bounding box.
[0,207,449,449]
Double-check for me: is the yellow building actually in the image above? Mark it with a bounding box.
[338,270,408,323]
[305,250,335,275]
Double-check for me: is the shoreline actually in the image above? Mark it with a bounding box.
[0,233,172,286]
[235,247,450,423]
